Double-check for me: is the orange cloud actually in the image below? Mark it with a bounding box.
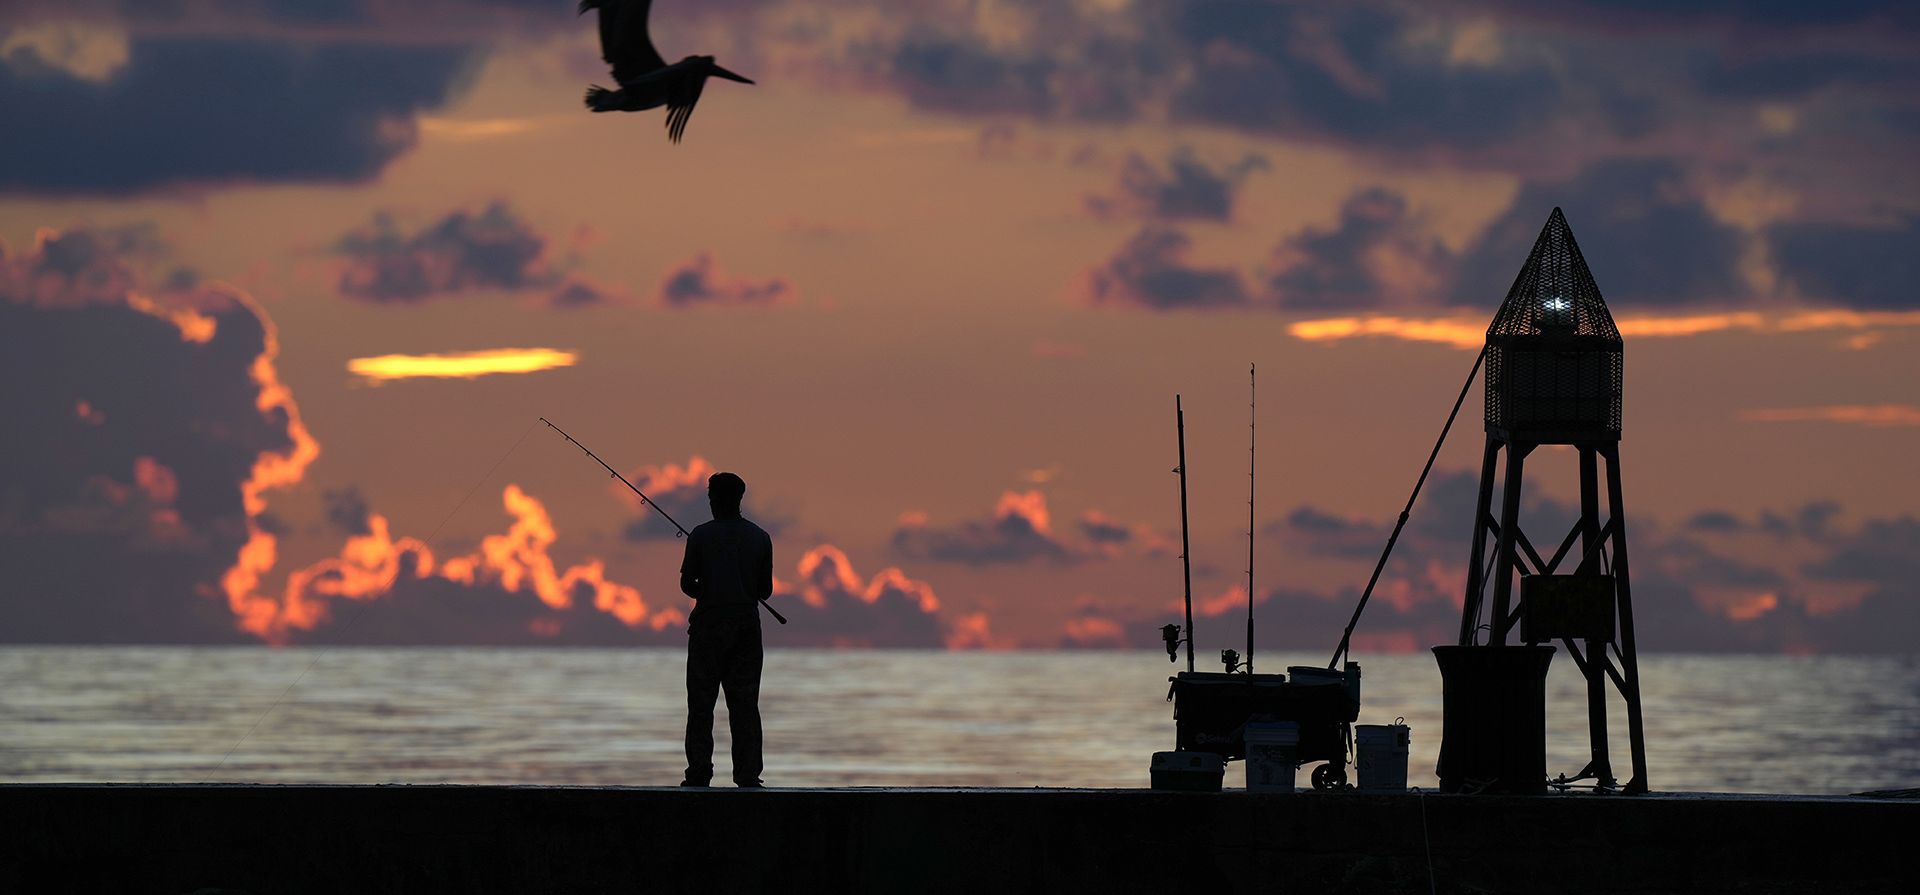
[1288,309,1920,348]
[346,347,578,383]
[217,286,323,640]
[619,456,717,510]
[946,612,1013,650]
[996,490,1052,534]
[126,292,216,343]
[1196,585,1249,617]
[1741,404,1920,428]
[254,484,672,642]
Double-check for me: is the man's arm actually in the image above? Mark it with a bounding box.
[679,531,701,600]
[755,533,774,602]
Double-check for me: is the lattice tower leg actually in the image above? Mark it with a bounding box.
[1603,444,1649,793]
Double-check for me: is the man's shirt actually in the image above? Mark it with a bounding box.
[680,516,774,612]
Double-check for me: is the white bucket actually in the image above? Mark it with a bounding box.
[1244,721,1300,792]
[1355,722,1411,792]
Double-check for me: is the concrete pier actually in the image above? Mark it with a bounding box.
[3,785,1913,893]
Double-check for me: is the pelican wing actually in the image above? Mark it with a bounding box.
[592,0,666,85]
[665,68,709,144]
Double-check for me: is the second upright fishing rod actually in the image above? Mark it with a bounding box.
[540,417,789,625]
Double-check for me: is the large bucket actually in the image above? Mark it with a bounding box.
[1244,721,1300,792]
[1432,645,1555,794]
[1355,723,1411,792]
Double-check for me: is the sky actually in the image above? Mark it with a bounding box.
[1,0,1917,653]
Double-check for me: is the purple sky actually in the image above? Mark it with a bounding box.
[2,1,1917,652]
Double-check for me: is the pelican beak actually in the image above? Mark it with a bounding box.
[712,65,756,85]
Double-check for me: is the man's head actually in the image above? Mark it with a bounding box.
[708,472,746,519]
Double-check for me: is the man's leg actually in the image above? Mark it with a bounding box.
[684,624,722,785]
[720,621,765,786]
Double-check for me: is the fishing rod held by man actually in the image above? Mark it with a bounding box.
[539,418,788,625]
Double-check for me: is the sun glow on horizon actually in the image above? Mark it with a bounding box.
[347,348,579,383]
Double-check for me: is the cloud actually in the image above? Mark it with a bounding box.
[322,487,372,537]
[613,457,793,543]
[618,457,720,541]
[271,484,686,646]
[1453,159,1747,307]
[1260,466,1920,653]
[335,202,558,303]
[655,252,795,308]
[773,545,947,648]
[1768,214,1920,309]
[1168,3,1565,157]
[1263,187,1454,309]
[547,278,611,309]
[0,226,311,643]
[0,35,477,194]
[1078,510,1171,558]
[1741,404,1920,427]
[891,490,1076,565]
[347,347,579,384]
[1287,308,1920,349]
[1074,225,1249,311]
[1084,148,1268,222]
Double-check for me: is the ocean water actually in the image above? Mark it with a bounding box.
[1,648,1916,795]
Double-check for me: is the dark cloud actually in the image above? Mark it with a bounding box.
[1685,510,1744,533]
[1076,226,1248,311]
[1078,513,1133,546]
[0,228,292,643]
[323,487,372,536]
[1469,1,1920,33]
[1767,214,1920,309]
[335,202,555,303]
[1263,187,1454,309]
[1453,159,1748,307]
[0,36,477,194]
[1168,3,1564,154]
[1084,148,1268,222]
[891,491,1075,566]
[655,252,794,308]
[1268,467,1920,653]
[547,278,609,309]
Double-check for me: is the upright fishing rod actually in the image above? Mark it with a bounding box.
[1175,396,1196,673]
[1326,348,1484,668]
[539,417,789,625]
[1246,363,1256,675]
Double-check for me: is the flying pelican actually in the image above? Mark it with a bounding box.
[579,0,755,143]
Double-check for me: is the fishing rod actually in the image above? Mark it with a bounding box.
[539,417,789,625]
[1326,348,1483,668]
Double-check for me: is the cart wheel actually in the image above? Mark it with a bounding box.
[1311,763,1346,791]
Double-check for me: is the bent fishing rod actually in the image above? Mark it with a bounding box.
[539,417,789,625]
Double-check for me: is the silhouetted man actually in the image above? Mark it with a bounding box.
[679,471,773,787]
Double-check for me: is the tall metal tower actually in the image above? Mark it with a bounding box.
[1439,207,1649,794]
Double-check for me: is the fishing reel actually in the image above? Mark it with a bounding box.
[1220,649,1245,673]
[1160,624,1184,662]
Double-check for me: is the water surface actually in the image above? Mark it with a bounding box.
[2,648,1915,794]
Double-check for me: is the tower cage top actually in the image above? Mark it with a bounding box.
[1485,207,1620,345]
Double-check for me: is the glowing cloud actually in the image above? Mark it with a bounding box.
[253,484,674,642]
[1740,404,1920,428]
[347,348,578,383]
[1288,309,1920,348]
[218,286,323,640]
